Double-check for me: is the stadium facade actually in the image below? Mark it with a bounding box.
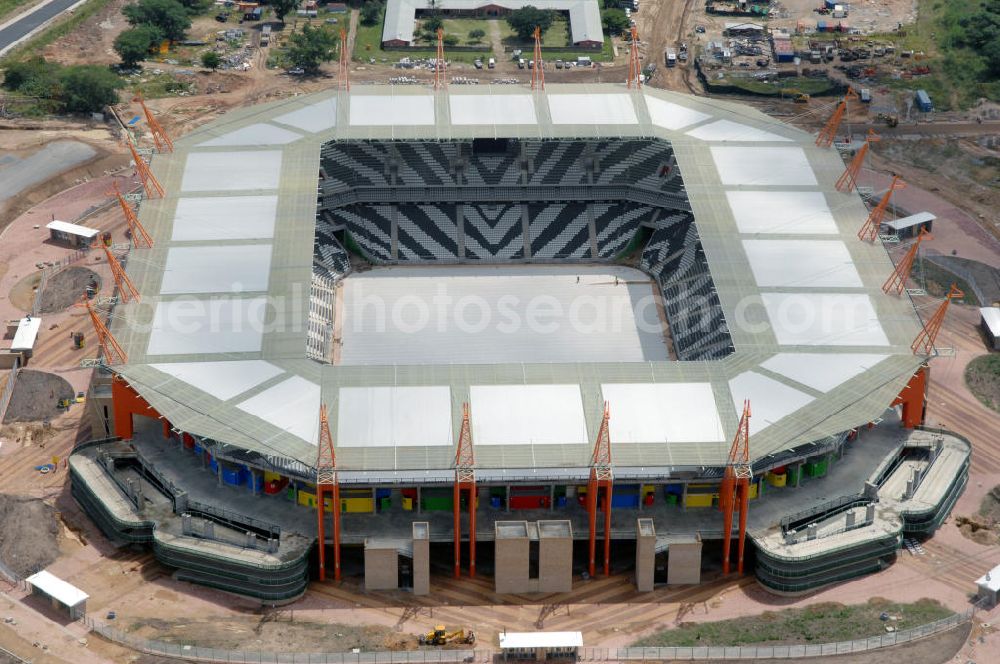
[71,84,968,601]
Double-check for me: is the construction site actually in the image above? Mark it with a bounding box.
[0,3,999,663]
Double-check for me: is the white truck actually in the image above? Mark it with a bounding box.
[665,48,677,67]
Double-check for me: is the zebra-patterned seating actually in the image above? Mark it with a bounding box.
[594,203,658,258]
[334,205,394,262]
[397,204,459,260]
[313,216,352,280]
[528,203,590,259]
[463,204,524,260]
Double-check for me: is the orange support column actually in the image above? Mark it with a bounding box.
[892,366,928,429]
[162,419,172,439]
[453,483,462,578]
[111,376,158,440]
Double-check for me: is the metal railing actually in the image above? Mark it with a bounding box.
[0,356,21,424]
[81,605,977,663]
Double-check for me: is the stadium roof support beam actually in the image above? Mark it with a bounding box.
[79,296,127,365]
[720,400,751,575]
[110,181,153,248]
[338,29,350,92]
[835,129,879,193]
[434,28,447,91]
[858,175,905,243]
[587,402,612,578]
[454,403,476,578]
[626,26,642,89]
[127,141,165,200]
[531,26,545,91]
[911,284,963,356]
[316,405,341,581]
[815,89,857,149]
[133,91,173,153]
[883,227,931,295]
[891,366,928,429]
[96,242,140,303]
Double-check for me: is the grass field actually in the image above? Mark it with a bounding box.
[965,354,1000,414]
[917,259,980,306]
[0,0,115,63]
[438,17,493,46]
[0,0,35,23]
[633,599,954,647]
[353,7,481,64]
[708,75,840,97]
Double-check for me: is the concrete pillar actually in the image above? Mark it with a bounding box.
[250,470,258,496]
[246,531,256,548]
[204,521,215,540]
[268,538,279,554]
[416,486,421,514]
[667,535,702,585]
[412,522,430,596]
[174,490,189,514]
[549,485,555,512]
[794,463,802,487]
[216,462,223,487]
[866,503,876,524]
[494,521,530,594]
[846,511,856,528]
[807,524,818,540]
[681,483,688,511]
[364,541,399,591]
[537,521,573,592]
[505,485,511,513]
[635,518,655,592]
[181,513,192,535]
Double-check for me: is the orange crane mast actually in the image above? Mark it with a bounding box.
[109,182,154,248]
[627,26,642,89]
[531,26,545,91]
[96,242,140,303]
[911,284,963,355]
[587,402,612,578]
[434,28,447,91]
[720,400,751,575]
[835,129,879,193]
[127,141,165,199]
[883,227,932,295]
[815,89,858,148]
[453,403,476,578]
[316,404,341,581]
[133,91,173,153]
[858,175,905,242]
[338,29,350,92]
[79,296,127,364]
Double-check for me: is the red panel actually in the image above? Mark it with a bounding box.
[111,377,159,440]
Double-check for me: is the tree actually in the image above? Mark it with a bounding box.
[287,23,338,74]
[270,0,299,24]
[361,0,382,26]
[505,6,554,42]
[123,0,191,42]
[201,50,222,69]
[468,28,485,42]
[2,57,59,96]
[442,33,458,46]
[601,9,628,36]
[422,14,443,32]
[58,66,124,113]
[114,25,164,67]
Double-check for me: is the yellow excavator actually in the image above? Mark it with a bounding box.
[418,625,476,646]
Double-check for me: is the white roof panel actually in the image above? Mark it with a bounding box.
[272,97,337,133]
[160,245,272,294]
[711,146,817,186]
[180,151,283,192]
[499,632,583,649]
[10,316,41,352]
[761,293,890,347]
[643,94,711,130]
[977,564,1000,592]
[171,196,278,241]
[728,371,814,435]
[350,95,435,126]
[46,220,99,238]
[236,376,321,444]
[548,93,637,125]
[981,307,1000,337]
[601,383,724,443]
[149,360,284,401]
[449,93,537,126]
[725,191,838,235]
[760,353,889,393]
[336,386,453,447]
[884,211,935,231]
[146,297,267,355]
[686,119,792,142]
[742,240,863,288]
[197,123,302,147]
[26,571,88,607]
[471,385,588,446]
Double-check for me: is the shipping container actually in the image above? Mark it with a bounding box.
[915,89,934,112]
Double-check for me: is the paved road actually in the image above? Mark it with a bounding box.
[0,0,83,56]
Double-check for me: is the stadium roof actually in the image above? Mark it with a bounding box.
[382,0,604,46]
[111,84,927,478]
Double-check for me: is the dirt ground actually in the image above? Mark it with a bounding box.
[3,370,75,423]
[6,272,40,313]
[38,268,101,314]
[0,494,59,578]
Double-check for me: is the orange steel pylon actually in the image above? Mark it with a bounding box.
[96,242,140,303]
[911,284,963,356]
[453,403,476,578]
[883,227,932,295]
[127,141,165,199]
[815,88,858,148]
[80,296,127,364]
[587,402,612,578]
[316,405,341,581]
[109,182,153,248]
[835,129,879,193]
[338,29,350,92]
[858,174,905,242]
[720,400,751,575]
[626,26,642,89]
[434,28,447,90]
[132,91,173,153]
[531,26,545,91]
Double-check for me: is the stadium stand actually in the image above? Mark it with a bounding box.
[463,203,525,260]
[528,203,591,260]
[593,203,658,258]
[396,204,460,260]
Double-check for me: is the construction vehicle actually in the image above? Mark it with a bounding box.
[876,112,898,127]
[418,626,476,646]
[793,92,811,103]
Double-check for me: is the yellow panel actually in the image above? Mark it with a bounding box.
[342,497,374,513]
[402,497,414,511]
[768,472,787,488]
[748,483,759,500]
[641,485,655,495]
[685,493,714,508]
[298,490,316,508]
[264,471,281,483]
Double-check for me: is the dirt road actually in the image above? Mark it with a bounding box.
[637,0,699,94]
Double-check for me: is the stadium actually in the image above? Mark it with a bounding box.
[70,84,970,601]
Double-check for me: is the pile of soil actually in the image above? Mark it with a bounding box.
[38,266,101,313]
[964,354,1000,414]
[0,495,59,579]
[956,485,1000,545]
[2,370,74,424]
